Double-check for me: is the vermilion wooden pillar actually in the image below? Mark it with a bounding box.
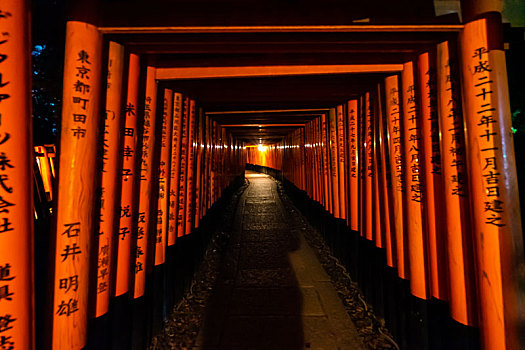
[384,75,408,280]
[336,105,347,222]
[317,116,324,212]
[460,16,524,350]
[372,88,384,249]
[321,114,331,214]
[52,20,102,349]
[95,41,125,317]
[0,2,34,349]
[168,93,183,246]
[164,92,182,314]
[364,93,374,241]
[300,129,306,191]
[348,100,359,231]
[417,52,449,301]
[319,118,324,205]
[201,114,208,218]
[203,114,211,216]
[307,125,314,200]
[313,120,321,205]
[310,121,318,204]
[155,89,173,266]
[176,98,189,238]
[216,126,222,199]
[401,61,430,300]
[436,40,477,326]
[209,120,216,207]
[377,84,395,267]
[358,96,365,237]
[329,108,340,218]
[194,108,204,228]
[304,124,311,198]
[315,118,321,207]
[115,54,140,298]
[134,66,158,299]
[184,100,196,235]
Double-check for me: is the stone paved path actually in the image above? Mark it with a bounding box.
[194,171,364,349]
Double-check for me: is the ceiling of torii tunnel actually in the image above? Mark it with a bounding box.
[90,0,470,146]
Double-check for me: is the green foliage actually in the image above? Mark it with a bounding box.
[32,44,61,144]
[31,0,65,145]
[512,109,525,136]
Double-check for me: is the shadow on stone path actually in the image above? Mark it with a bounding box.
[195,171,363,350]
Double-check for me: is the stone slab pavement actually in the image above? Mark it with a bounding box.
[194,171,364,350]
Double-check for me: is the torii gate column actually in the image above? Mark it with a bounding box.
[460,1,524,349]
[0,1,34,350]
[51,2,103,349]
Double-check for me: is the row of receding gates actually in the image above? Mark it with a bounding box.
[246,22,524,350]
[54,43,245,348]
[1,3,247,350]
[1,1,524,350]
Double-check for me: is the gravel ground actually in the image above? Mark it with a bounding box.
[148,180,249,350]
[149,176,398,350]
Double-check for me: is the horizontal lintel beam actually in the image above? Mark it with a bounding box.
[221,124,305,127]
[99,25,463,34]
[207,109,328,114]
[157,64,402,80]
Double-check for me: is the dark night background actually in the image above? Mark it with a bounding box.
[32,0,65,145]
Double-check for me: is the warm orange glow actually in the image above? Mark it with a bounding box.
[246,144,282,170]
